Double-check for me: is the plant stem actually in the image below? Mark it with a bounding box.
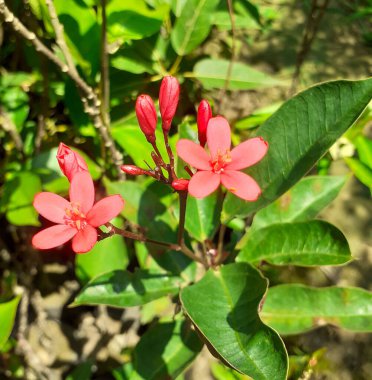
[100,0,110,130]
[216,223,227,264]
[163,129,176,180]
[177,191,188,245]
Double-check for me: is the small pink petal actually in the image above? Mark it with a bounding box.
[32,225,77,250]
[206,116,231,157]
[87,195,125,227]
[72,225,97,253]
[69,171,95,214]
[34,192,70,224]
[226,137,268,170]
[220,170,261,201]
[176,139,211,170]
[188,171,221,198]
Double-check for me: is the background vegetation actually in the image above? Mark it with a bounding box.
[0,0,371,379]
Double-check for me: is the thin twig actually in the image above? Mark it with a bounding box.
[177,191,188,245]
[289,0,330,95]
[0,109,24,156]
[100,0,110,129]
[217,0,236,113]
[0,0,124,176]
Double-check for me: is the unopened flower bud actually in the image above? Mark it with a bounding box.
[159,76,180,132]
[171,178,189,191]
[57,143,88,182]
[121,165,147,176]
[197,100,212,147]
[135,95,157,143]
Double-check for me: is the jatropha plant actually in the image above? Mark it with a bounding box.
[32,76,372,380]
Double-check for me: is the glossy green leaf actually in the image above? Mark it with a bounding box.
[0,296,21,349]
[237,221,351,266]
[192,59,282,90]
[345,157,372,189]
[130,319,203,379]
[251,176,347,231]
[1,172,42,226]
[184,193,222,242]
[181,263,288,380]
[222,78,372,222]
[171,0,220,56]
[75,234,129,285]
[261,285,372,335]
[212,11,259,31]
[73,269,182,308]
[107,0,168,42]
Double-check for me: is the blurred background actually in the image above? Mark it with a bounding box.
[0,0,371,379]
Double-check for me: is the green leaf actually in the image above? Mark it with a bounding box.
[212,11,259,31]
[66,360,93,380]
[192,59,283,90]
[130,319,203,379]
[261,285,372,335]
[184,193,222,242]
[107,0,169,42]
[0,296,21,349]
[72,269,182,308]
[237,221,351,267]
[181,263,288,380]
[1,172,42,226]
[345,157,372,189]
[222,78,372,222]
[75,234,129,285]
[355,135,372,168]
[54,0,100,77]
[251,176,347,231]
[171,0,220,56]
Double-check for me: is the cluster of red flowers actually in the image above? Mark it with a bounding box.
[32,76,268,254]
[125,76,268,200]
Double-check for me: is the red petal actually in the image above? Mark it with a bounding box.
[87,195,125,227]
[189,171,220,198]
[32,225,77,250]
[176,140,211,170]
[226,137,268,170]
[69,171,95,214]
[221,170,261,201]
[206,116,231,157]
[72,225,98,253]
[33,192,69,224]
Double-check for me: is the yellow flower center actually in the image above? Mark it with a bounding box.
[64,202,87,230]
[210,149,231,174]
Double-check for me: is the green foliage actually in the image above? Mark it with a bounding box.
[130,319,203,379]
[262,285,372,335]
[181,263,288,380]
[73,269,183,308]
[0,296,21,349]
[192,59,283,90]
[1,172,42,226]
[222,78,372,222]
[237,221,352,266]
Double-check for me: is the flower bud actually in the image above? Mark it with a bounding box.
[121,165,147,176]
[135,95,157,143]
[57,143,88,182]
[197,100,212,147]
[159,76,180,132]
[171,178,189,191]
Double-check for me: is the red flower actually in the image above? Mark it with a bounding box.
[32,171,124,253]
[176,116,268,200]
[57,143,88,182]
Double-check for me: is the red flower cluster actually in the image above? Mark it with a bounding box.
[124,76,268,201]
[32,145,124,253]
